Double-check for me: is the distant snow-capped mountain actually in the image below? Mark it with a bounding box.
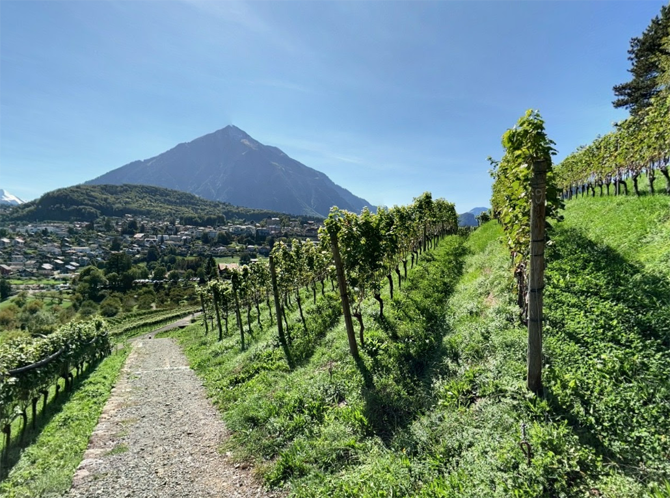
[0,189,25,206]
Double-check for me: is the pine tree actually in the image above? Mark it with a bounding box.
[613,4,670,115]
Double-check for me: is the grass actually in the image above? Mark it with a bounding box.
[0,295,73,311]
[168,187,670,497]
[561,183,670,270]
[1,186,666,497]
[215,256,241,264]
[165,235,467,494]
[0,347,129,498]
[7,280,57,287]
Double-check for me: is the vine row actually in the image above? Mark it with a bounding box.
[197,192,459,362]
[0,318,111,461]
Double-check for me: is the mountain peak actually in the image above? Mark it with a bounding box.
[85,128,371,217]
[217,125,249,141]
[0,189,25,206]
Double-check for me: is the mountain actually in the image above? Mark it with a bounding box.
[0,189,24,206]
[2,184,320,225]
[86,126,372,217]
[458,206,489,227]
[467,207,488,216]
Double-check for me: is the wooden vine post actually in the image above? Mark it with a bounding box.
[527,159,547,394]
[269,255,292,367]
[199,291,209,335]
[329,230,359,359]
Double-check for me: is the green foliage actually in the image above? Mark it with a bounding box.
[172,188,670,497]
[322,193,458,342]
[489,109,563,268]
[0,348,129,497]
[168,235,465,495]
[99,297,122,317]
[0,278,11,301]
[556,92,670,196]
[0,318,111,430]
[613,4,670,114]
[1,184,323,224]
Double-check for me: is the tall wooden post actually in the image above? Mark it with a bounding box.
[528,160,547,394]
[329,231,359,358]
[199,293,209,335]
[269,256,291,366]
[233,288,244,350]
[212,285,224,341]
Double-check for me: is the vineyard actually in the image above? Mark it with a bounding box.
[156,104,670,497]
[162,177,670,497]
[196,193,459,365]
[2,1,670,495]
[0,319,111,474]
[555,92,669,198]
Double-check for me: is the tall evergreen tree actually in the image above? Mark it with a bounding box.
[613,4,670,115]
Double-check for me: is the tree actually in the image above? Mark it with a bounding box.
[106,252,132,275]
[100,296,122,317]
[0,278,11,301]
[613,4,670,115]
[205,256,218,281]
[153,266,167,280]
[476,210,491,226]
[146,246,160,263]
[216,231,231,245]
[110,237,122,252]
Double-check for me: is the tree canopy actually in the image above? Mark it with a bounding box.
[613,4,670,115]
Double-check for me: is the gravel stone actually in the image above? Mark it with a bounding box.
[68,336,281,498]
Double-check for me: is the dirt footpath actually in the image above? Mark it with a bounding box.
[68,335,280,498]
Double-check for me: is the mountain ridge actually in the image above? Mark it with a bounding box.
[1,184,322,224]
[458,206,488,227]
[86,126,372,217]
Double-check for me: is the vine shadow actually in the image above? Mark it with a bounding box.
[542,227,670,474]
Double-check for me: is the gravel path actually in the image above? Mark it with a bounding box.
[68,335,280,498]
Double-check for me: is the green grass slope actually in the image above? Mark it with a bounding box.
[168,191,670,497]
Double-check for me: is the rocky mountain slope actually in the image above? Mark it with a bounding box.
[86,126,371,217]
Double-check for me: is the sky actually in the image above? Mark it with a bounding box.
[0,0,667,213]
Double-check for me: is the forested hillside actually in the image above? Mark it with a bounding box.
[2,184,320,224]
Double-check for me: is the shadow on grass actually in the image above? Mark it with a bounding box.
[0,359,102,479]
[290,294,343,368]
[543,227,670,476]
[355,240,467,445]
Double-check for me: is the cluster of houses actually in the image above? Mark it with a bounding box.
[0,216,322,282]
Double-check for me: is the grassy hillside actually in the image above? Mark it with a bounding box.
[161,191,670,496]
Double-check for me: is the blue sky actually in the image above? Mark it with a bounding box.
[0,0,666,213]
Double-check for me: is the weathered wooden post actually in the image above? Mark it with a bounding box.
[329,231,359,359]
[528,160,547,394]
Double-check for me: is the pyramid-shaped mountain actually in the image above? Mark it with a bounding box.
[86,126,371,217]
